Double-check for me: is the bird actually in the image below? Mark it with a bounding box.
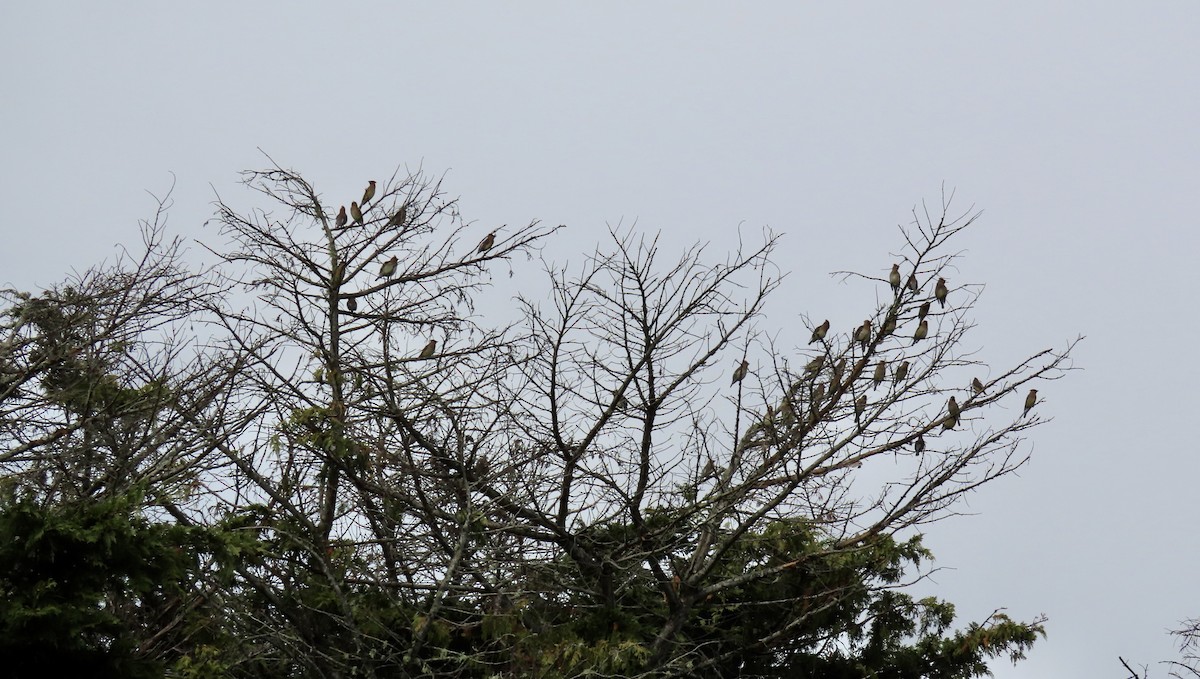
[346,297,358,312]
[855,395,867,419]
[889,263,901,292]
[377,255,398,279]
[805,356,825,375]
[894,360,909,385]
[387,204,408,228]
[361,180,377,206]
[700,456,716,479]
[917,301,931,322]
[972,377,985,394]
[912,319,928,345]
[418,339,437,359]
[831,358,846,387]
[935,278,949,308]
[809,319,830,344]
[914,435,926,453]
[477,231,497,253]
[880,315,896,337]
[872,361,887,389]
[906,274,919,292]
[350,201,363,225]
[947,396,960,421]
[332,260,347,284]
[811,382,826,404]
[1024,389,1038,416]
[731,360,749,385]
[854,320,872,349]
[613,391,629,411]
[335,206,348,228]
[942,414,957,430]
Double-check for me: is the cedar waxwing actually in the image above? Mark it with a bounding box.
[894,360,910,384]
[854,320,872,349]
[477,231,496,253]
[336,205,348,228]
[972,377,985,394]
[935,278,949,308]
[831,358,846,387]
[918,301,931,322]
[332,261,347,284]
[881,315,896,337]
[809,319,830,344]
[346,296,358,312]
[418,339,437,359]
[1024,389,1038,416]
[872,361,887,389]
[614,391,629,411]
[377,255,399,279]
[361,180,377,206]
[912,319,928,345]
[387,204,408,228]
[906,274,919,292]
[805,356,826,375]
[914,435,926,453]
[947,396,960,421]
[812,383,826,404]
[731,360,749,385]
[350,201,363,225]
[942,414,957,430]
[889,263,901,292]
[855,394,867,419]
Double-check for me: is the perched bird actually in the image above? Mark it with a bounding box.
[972,377,985,394]
[731,360,749,385]
[335,205,348,228]
[332,260,347,284]
[831,358,846,387]
[613,391,629,411]
[880,314,896,337]
[935,278,949,308]
[894,360,910,384]
[918,301,931,322]
[855,394,867,419]
[1024,389,1038,416]
[906,274,919,292]
[912,319,928,345]
[809,319,831,344]
[889,263,901,292]
[947,396,960,421]
[361,180,377,206]
[377,255,399,279]
[812,383,826,404]
[346,296,358,312]
[477,231,497,253]
[914,435,926,453]
[700,456,716,479]
[350,201,364,225]
[387,204,408,228]
[804,356,826,375]
[854,320,872,349]
[872,361,887,389]
[942,414,957,430]
[418,339,438,359]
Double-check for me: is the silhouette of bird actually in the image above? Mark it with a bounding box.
[855,395,867,419]
[881,314,896,337]
[942,415,957,430]
[613,391,629,411]
[972,377,985,394]
[914,435,926,453]
[918,301,931,322]
[387,204,408,228]
[418,339,437,359]
[809,319,830,344]
[894,360,909,385]
[805,356,825,375]
[854,320,872,349]
[831,358,846,388]
[947,396,960,422]
[889,263,901,292]
[332,261,347,284]
[336,206,348,228]
[935,278,949,308]
[1024,389,1038,416]
[731,360,749,385]
[912,319,928,345]
[872,361,887,389]
[377,255,398,279]
[477,231,496,253]
[361,180,377,206]
[350,201,363,225]
[346,296,358,312]
[906,274,919,292]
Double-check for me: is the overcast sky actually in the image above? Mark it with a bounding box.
[2,4,1197,676]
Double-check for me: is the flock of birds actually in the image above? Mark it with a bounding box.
[728,262,1039,445]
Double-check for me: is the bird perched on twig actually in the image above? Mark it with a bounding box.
[418,339,437,359]
[889,263,901,292]
[350,201,363,225]
[935,278,949,308]
[855,395,867,419]
[894,360,909,385]
[361,180,376,206]
[805,356,825,375]
[377,255,398,279]
[346,297,358,312]
[388,204,407,228]
[912,319,928,345]
[809,319,830,344]
[731,360,749,386]
[906,274,919,292]
[477,231,497,253]
[854,320,872,350]
[917,301,931,322]
[914,435,926,453]
[872,361,887,389]
[947,396,960,422]
[1024,389,1038,416]
[880,314,896,337]
[335,206,348,228]
[972,377,985,394]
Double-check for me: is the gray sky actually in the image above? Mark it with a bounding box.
[3,4,1197,676]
